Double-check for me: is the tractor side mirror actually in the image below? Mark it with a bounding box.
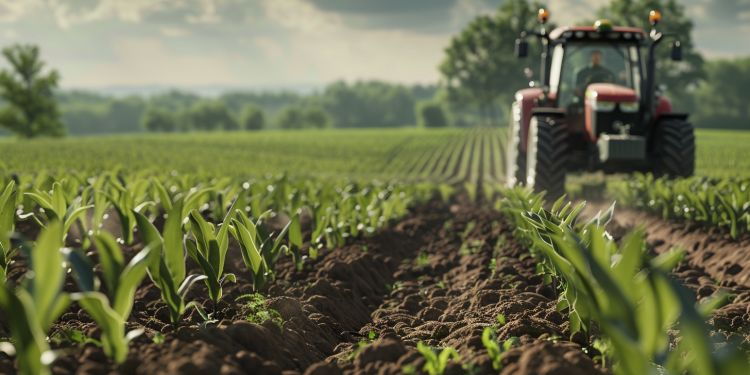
[515,39,528,58]
[670,41,682,61]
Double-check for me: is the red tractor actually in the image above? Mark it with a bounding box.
[506,10,695,197]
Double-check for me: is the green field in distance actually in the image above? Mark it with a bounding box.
[0,128,747,181]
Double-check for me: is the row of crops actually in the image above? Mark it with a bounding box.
[0,169,447,374]
[609,173,750,239]
[388,128,506,185]
[497,187,747,375]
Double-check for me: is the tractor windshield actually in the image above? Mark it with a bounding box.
[550,41,642,109]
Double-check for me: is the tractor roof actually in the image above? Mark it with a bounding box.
[549,26,648,41]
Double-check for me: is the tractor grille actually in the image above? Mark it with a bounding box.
[597,134,646,162]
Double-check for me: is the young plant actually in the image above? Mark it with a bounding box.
[133,198,207,330]
[185,195,240,311]
[23,181,93,239]
[65,232,158,363]
[415,342,461,375]
[481,327,519,371]
[0,221,71,375]
[0,181,18,282]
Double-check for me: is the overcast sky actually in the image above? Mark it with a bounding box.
[0,0,747,90]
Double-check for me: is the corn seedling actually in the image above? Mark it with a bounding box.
[0,181,18,282]
[415,342,461,375]
[65,232,158,363]
[0,221,71,375]
[185,193,240,311]
[133,197,208,330]
[23,182,93,240]
[482,327,519,371]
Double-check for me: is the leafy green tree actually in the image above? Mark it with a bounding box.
[590,0,705,111]
[416,100,450,128]
[276,106,331,129]
[180,100,238,131]
[141,107,176,132]
[321,81,415,128]
[692,56,750,130]
[239,103,265,130]
[107,96,146,133]
[439,0,546,126]
[0,44,64,138]
[276,106,305,130]
[303,106,331,129]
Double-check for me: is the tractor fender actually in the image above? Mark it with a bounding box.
[514,88,543,153]
[655,95,674,118]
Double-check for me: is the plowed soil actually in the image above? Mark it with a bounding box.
[0,194,606,375]
[2,194,747,375]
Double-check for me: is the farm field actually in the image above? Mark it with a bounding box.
[1,128,748,182]
[0,128,749,375]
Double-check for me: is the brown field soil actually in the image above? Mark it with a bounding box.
[0,194,748,375]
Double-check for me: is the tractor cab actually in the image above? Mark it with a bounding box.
[506,10,694,198]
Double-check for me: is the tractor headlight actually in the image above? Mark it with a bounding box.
[620,102,639,113]
[591,101,616,112]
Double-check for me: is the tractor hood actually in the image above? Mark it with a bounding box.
[585,83,638,103]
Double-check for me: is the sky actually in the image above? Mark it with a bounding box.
[0,0,747,92]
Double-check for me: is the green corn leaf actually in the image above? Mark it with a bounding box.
[163,198,186,286]
[185,238,222,305]
[113,244,158,319]
[0,287,48,375]
[152,179,173,212]
[231,218,262,274]
[93,233,125,295]
[63,248,98,293]
[71,292,129,364]
[177,274,207,300]
[28,220,65,330]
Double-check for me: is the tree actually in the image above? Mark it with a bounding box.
[321,81,415,128]
[692,56,750,130]
[276,106,331,129]
[239,104,265,130]
[590,0,705,112]
[179,100,238,131]
[0,44,64,138]
[416,100,450,128]
[439,0,547,127]
[276,106,305,130]
[303,106,331,129]
[141,107,176,132]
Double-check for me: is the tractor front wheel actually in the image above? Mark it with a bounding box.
[526,115,568,198]
[506,102,526,187]
[652,119,695,178]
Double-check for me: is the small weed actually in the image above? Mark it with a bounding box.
[50,329,101,346]
[489,259,498,279]
[386,281,404,292]
[152,332,165,345]
[361,245,368,252]
[236,294,284,333]
[416,253,431,267]
[461,221,476,239]
[437,281,445,289]
[343,331,378,362]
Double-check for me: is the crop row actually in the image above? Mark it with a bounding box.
[496,187,747,374]
[609,173,750,239]
[0,170,441,374]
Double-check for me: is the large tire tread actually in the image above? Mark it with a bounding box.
[653,119,695,178]
[528,116,568,198]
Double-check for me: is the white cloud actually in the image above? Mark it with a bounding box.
[0,0,45,23]
[253,36,285,61]
[161,26,190,37]
[67,37,235,87]
[260,0,343,33]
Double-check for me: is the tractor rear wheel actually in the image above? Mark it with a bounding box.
[506,102,526,187]
[653,119,695,178]
[526,115,568,198]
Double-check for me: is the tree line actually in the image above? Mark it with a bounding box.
[0,0,747,138]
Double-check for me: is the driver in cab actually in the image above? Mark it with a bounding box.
[573,50,615,96]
